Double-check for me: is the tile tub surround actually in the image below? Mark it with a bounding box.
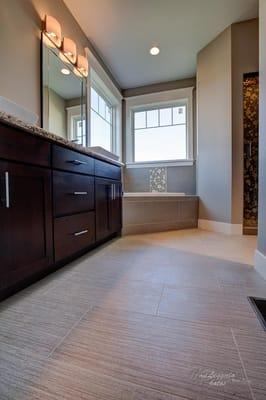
[122,194,198,235]
[0,230,264,400]
[0,111,123,167]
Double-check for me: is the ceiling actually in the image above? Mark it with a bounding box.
[63,0,258,89]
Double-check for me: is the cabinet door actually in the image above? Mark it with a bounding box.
[110,182,122,234]
[95,178,112,242]
[95,178,122,242]
[0,161,53,295]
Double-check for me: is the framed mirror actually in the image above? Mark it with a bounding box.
[41,33,87,146]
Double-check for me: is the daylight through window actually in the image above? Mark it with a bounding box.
[133,105,187,162]
[90,87,113,151]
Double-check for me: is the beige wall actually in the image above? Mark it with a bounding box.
[197,27,232,223]
[258,2,266,255]
[197,19,259,225]
[48,89,66,138]
[123,78,196,98]
[231,19,259,224]
[0,0,119,124]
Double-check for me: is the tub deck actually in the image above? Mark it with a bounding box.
[122,193,198,235]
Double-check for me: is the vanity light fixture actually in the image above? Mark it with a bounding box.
[43,16,88,79]
[61,68,70,75]
[150,46,160,56]
[62,37,77,64]
[77,55,89,77]
[44,15,62,47]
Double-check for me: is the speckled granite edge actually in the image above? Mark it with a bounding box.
[0,111,124,167]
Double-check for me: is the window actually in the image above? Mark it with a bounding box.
[67,106,86,146]
[72,117,86,146]
[125,87,193,167]
[133,104,187,162]
[90,87,113,151]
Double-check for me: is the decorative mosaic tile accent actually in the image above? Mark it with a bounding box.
[243,74,259,228]
[149,167,167,192]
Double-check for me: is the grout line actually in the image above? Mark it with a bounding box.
[155,284,165,316]
[231,328,256,400]
[47,305,93,359]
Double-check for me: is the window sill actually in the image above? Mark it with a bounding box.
[126,160,194,168]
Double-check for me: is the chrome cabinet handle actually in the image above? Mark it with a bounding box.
[72,191,88,195]
[113,184,116,200]
[73,229,88,237]
[5,172,10,208]
[68,159,87,165]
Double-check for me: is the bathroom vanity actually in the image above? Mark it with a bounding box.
[0,114,122,300]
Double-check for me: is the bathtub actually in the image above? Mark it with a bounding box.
[122,192,198,235]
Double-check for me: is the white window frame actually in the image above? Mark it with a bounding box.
[85,48,123,159]
[125,87,194,168]
[66,105,86,146]
[90,83,116,153]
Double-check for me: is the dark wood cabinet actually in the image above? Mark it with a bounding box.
[53,171,95,217]
[0,121,122,300]
[54,211,95,262]
[0,160,53,295]
[110,182,122,234]
[95,178,122,241]
[95,159,121,180]
[53,145,94,175]
[0,124,51,167]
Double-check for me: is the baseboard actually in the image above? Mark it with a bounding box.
[255,249,266,280]
[198,219,242,235]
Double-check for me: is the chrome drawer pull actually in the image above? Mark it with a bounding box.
[5,172,10,208]
[73,229,88,237]
[68,159,87,165]
[73,191,88,195]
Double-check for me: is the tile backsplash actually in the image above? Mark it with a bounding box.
[149,167,167,192]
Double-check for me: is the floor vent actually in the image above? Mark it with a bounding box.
[248,297,266,331]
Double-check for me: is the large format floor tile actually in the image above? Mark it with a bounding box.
[157,285,262,331]
[0,229,265,400]
[49,307,253,400]
[232,329,266,400]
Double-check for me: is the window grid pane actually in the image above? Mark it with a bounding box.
[90,87,113,152]
[133,104,187,162]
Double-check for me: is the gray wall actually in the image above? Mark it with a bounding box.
[258,2,266,255]
[197,27,232,223]
[124,166,196,194]
[231,19,259,224]
[0,0,119,123]
[123,78,197,194]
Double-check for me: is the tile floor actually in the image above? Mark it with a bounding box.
[0,229,265,400]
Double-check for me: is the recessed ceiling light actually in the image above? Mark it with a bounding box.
[61,68,70,75]
[150,46,160,56]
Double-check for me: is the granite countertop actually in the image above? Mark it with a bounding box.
[0,111,124,167]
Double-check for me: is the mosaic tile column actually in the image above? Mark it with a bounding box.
[243,73,259,232]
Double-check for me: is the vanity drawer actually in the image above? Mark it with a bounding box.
[53,171,94,217]
[54,211,95,262]
[0,123,51,167]
[53,145,94,175]
[95,159,121,180]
